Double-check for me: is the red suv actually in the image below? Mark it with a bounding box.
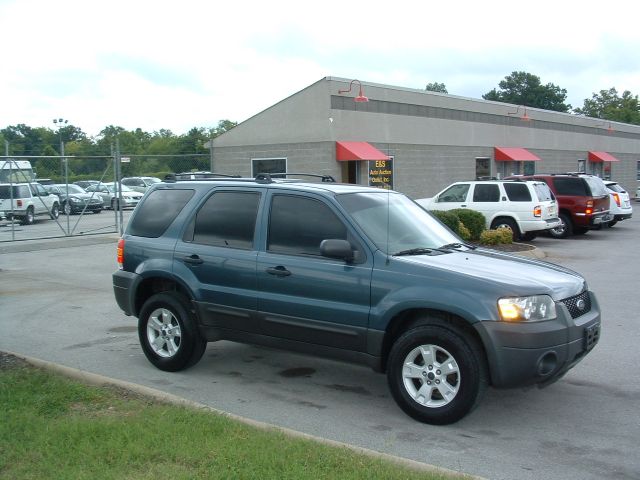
[505,174,612,238]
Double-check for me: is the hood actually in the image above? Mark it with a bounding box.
[396,248,585,301]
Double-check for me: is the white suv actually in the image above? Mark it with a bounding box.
[416,180,561,240]
[604,181,632,227]
[0,182,60,225]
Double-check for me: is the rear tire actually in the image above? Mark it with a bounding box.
[520,232,537,241]
[50,203,59,219]
[21,207,34,225]
[387,323,487,425]
[548,213,573,239]
[608,220,617,227]
[138,292,206,372]
[491,217,519,242]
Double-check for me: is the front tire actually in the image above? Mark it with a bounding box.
[21,207,34,225]
[64,202,73,215]
[138,292,207,372]
[387,324,487,425]
[608,220,618,227]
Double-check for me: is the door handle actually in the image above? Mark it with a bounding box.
[266,266,291,277]
[183,254,204,265]
[460,204,467,208]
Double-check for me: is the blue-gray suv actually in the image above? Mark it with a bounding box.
[113,175,601,424]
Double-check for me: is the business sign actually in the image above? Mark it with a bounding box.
[368,156,393,190]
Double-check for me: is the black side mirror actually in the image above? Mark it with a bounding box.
[320,239,354,262]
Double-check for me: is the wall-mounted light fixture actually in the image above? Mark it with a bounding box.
[507,105,531,121]
[338,79,369,102]
[596,121,614,133]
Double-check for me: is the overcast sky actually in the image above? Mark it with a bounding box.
[1,0,638,137]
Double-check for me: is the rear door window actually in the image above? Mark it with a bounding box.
[504,183,532,202]
[188,191,260,249]
[472,184,500,202]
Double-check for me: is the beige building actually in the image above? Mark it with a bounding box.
[210,77,640,199]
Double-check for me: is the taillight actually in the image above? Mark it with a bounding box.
[585,200,593,215]
[612,193,621,207]
[17,199,23,207]
[533,205,542,217]
[117,238,124,268]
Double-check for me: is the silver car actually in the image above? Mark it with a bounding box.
[121,176,161,194]
[85,183,144,210]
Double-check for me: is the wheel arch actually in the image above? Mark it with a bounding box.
[133,275,195,318]
[379,308,492,384]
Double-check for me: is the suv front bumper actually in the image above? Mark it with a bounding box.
[473,291,601,388]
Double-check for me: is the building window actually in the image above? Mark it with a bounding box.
[475,157,490,179]
[251,158,286,178]
[577,159,586,173]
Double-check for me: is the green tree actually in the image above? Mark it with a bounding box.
[425,82,448,94]
[574,87,640,125]
[483,71,571,112]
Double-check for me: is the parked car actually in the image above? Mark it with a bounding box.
[506,173,612,238]
[603,181,632,227]
[121,176,161,193]
[416,180,560,240]
[113,175,600,425]
[73,180,101,190]
[636,185,640,202]
[0,182,59,224]
[85,182,143,210]
[44,184,104,215]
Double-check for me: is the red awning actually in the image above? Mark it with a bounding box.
[336,141,389,161]
[588,151,619,162]
[494,147,541,161]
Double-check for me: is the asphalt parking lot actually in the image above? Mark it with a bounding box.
[1,215,639,480]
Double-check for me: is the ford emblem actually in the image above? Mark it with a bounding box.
[576,299,586,311]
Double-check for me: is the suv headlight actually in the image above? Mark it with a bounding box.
[498,295,556,322]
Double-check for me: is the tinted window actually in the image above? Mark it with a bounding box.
[128,189,195,238]
[0,185,28,198]
[553,178,588,196]
[268,195,347,256]
[190,191,259,248]
[606,183,625,193]
[472,184,500,202]
[438,184,469,202]
[504,183,532,202]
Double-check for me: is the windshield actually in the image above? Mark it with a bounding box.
[336,192,460,255]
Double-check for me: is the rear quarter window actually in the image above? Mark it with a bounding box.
[128,189,195,238]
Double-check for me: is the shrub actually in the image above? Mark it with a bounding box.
[480,227,514,245]
[430,210,461,234]
[451,209,486,241]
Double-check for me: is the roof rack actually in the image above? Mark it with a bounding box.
[164,172,242,182]
[254,173,336,184]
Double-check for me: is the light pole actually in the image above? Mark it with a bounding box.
[53,118,69,181]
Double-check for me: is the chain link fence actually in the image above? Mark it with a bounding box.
[0,153,208,242]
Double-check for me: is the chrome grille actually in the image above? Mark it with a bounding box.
[561,291,591,319]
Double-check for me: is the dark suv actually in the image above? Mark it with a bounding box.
[113,175,601,424]
[506,174,612,238]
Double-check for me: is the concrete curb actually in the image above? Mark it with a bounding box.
[6,350,484,480]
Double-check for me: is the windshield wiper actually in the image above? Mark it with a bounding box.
[393,247,449,256]
[439,242,477,250]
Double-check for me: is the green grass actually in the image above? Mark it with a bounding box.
[0,364,464,480]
